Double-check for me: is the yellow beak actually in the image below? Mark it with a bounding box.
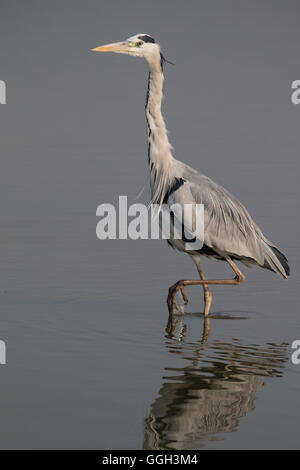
[91,42,129,53]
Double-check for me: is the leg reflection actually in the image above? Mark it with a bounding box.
[144,329,288,450]
[166,314,211,345]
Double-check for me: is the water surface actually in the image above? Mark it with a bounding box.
[0,0,299,450]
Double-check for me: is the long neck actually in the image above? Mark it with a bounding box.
[145,59,175,204]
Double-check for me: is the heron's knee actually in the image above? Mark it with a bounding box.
[234,273,245,284]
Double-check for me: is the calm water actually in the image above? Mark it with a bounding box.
[0,0,299,450]
[0,146,299,449]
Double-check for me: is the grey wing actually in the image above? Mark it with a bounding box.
[169,165,289,278]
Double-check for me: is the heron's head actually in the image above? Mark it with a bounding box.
[92,34,162,68]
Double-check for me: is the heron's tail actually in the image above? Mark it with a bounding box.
[263,244,290,279]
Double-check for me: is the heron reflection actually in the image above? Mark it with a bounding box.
[144,316,288,450]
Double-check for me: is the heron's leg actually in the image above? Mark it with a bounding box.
[199,270,212,316]
[226,256,246,282]
[191,255,212,316]
[167,256,245,314]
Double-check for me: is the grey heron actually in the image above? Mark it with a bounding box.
[92,34,290,315]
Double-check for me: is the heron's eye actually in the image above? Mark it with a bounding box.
[136,41,143,47]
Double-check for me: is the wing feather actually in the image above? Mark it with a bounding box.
[166,163,289,278]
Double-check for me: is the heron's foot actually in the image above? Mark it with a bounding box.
[166,315,187,340]
[167,281,187,314]
[179,285,188,305]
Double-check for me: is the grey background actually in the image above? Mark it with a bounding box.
[0,0,299,449]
